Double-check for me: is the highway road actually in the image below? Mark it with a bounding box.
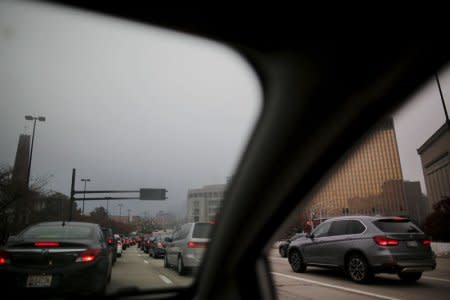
[106,246,450,299]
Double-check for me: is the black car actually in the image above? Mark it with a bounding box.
[102,227,117,265]
[0,222,112,296]
[149,234,170,258]
[278,233,305,257]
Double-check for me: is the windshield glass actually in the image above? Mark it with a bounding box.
[0,0,260,294]
[21,225,94,240]
[373,220,421,233]
[192,223,212,238]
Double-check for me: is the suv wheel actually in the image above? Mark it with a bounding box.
[398,272,422,282]
[288,250,306,273]
[177,256,186,275]
[347,254,373,283]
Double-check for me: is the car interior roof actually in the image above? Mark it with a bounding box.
[47,3,450,299]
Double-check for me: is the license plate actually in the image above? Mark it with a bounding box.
[407,241,418,248]
[26,275,52,288]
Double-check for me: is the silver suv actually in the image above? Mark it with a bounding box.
[288,216,436,283]
[164,222,212,275]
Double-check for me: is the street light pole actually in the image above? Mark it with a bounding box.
[25,115,45,188]
[81,178,91,215]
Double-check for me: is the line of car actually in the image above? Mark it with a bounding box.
[280,215,436,284]
[0,221,134,296]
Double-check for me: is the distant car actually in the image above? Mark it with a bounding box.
[0,221,112,295]
[101,227,116,265]
[149,234,171,258]
[165,222,212,275]
[114,234,122,257]
[288,216,436,283]
[278,233,305,257]
[143,237,156,254]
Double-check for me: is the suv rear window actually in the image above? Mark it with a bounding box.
[21,225,94,240]
[192,223,212,238]
[373,219,421,233]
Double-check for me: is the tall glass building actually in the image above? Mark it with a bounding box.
[305,118,409,220]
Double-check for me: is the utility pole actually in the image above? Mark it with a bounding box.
[81,178,91,215]
[128,209,131,223]
[435,73,450,127]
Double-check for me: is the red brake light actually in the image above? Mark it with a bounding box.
[0,250,10,265]
[108,239,113,245]
[187,241,207,248]
[76,248,101,263]
[423,239,432,246]
[373,235,399,246]
[34,242,60,247]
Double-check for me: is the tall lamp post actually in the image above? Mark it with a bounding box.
[81,178,91,215]
[24,115,45,188]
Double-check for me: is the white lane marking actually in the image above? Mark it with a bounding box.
[137,254,142,257]
[272,272,400,300]
[159,275,173,285]
[144,260,149,264]
[422,276,450,283]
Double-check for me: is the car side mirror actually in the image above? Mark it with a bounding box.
[307,233,314,239]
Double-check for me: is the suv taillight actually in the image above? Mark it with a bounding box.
[422,239,432,246]
[187,241,207,248]
[0,250,11,265]
[373,235,399,246]
[76,248,101,263]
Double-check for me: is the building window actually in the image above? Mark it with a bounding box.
[194,216,199,222]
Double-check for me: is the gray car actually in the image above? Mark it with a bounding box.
[288,216,436,283]
[164,222,212,275]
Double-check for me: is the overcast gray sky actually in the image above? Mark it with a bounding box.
[0,1,261,217]
[1,1,449,218]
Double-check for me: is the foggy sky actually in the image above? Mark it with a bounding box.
[1,1,449,218]
[0,1,261,217]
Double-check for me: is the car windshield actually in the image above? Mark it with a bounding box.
[373,220,422,233]
[192,223,212,238]
[20,225,94,240]
[0,0,259,295]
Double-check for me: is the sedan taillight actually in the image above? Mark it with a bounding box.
[34,242,60,247]
[187,241,207,248]
[422,239,432,246]
[76,248,101,263]
[0,250,11,265]
[373,235,399,246]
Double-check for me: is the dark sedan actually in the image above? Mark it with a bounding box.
[149,234,170,258]
[278,233,305,257]
[0,221,112,296]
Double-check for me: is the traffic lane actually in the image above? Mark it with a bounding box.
[273,274,381,300]
[269,256,450,300]
[107,246,193,294]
